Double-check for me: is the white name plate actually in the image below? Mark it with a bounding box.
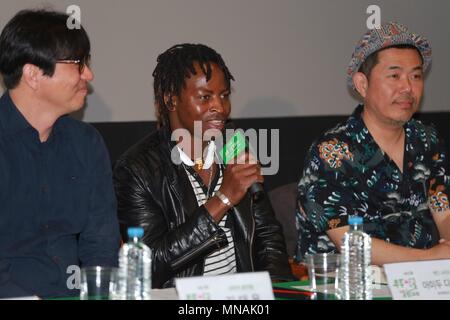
[384,259,450,300]
[175,272,274,300]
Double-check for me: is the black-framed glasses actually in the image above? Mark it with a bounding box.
[56,54,91,74]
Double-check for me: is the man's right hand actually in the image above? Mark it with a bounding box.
[204,152,263,223]
[218,152,264,205]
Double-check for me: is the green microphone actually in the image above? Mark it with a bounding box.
[218,122,264,201]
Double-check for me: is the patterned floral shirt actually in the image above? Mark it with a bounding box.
[295,105,450,262]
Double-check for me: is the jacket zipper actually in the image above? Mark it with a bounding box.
[168,180,185,226]
[171,232,222,271]
[248,200,255,271]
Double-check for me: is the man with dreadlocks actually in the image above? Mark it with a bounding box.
[114,43,293,288]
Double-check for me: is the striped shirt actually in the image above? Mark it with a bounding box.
[183,164,237,276]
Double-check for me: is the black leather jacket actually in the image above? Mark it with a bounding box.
[113,127,293,288]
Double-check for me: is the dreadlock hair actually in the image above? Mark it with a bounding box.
[152,43,234,127]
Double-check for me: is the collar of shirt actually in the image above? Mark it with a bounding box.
[0,91,67,142]
[346,104,416,149]
[176,141,216,170]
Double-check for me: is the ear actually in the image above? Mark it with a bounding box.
[21,64,42,90]
[163,94,177,111]
[352,72,369,98]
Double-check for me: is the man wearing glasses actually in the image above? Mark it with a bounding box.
[0,9,120,298]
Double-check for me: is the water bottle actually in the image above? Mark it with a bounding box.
[116,227,152,300]
[338,216,372,300]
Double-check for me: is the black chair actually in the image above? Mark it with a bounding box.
[267,182,298,257]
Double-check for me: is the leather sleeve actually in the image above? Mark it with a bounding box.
[113,159,228,288]
[252,194,296,281]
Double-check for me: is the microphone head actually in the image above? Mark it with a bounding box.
[221,121,236,145]
[226,121,235,129]
[224,121,236,131]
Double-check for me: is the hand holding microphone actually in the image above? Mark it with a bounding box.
[217,123,265,206]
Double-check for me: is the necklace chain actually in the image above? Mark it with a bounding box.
[205,165,214,199]
[182,163,215,200]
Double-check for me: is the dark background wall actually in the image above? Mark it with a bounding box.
[92,111,450,192]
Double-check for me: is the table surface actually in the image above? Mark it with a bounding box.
[43,279,391,300]
[273,280,392,300]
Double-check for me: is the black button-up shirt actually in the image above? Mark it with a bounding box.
[0,92,120,298]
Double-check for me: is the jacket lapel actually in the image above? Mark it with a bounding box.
[174,165,200,222]
[227,194,254,272]
[159,127,200,224]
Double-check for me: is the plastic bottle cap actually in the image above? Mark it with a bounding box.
[348,215,363,225]
[127,227,144,238]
